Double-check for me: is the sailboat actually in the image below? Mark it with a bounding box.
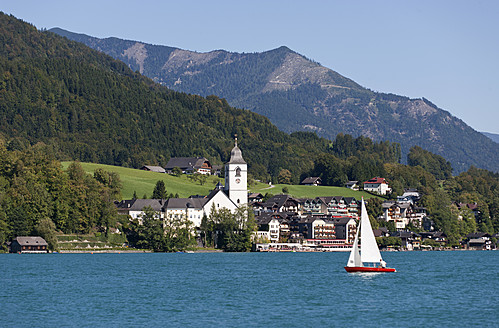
[344,198,396,273]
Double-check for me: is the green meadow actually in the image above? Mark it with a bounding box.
[62,162,378,200]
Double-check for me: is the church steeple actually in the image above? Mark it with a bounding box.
[224,135,247,205]
[228,135,246,165]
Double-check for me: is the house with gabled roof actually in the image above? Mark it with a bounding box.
[300,177,322,186]
[165,157,212,175]
[253,194,300,215]
[163,197,209,227]
[248,193,264,203]
[345,181,359,191]
[464,232,492,250]
[255,214,281,243]
[301,196,359,219]
[419,231,447,245]
[116,199,166,220]
[141,165,166,173]
[363,177,392,195]
[382,200,426,230]
[10,236,48,253]
[391,231,421,250]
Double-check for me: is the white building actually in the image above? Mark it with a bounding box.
[363,177,392,195]
[116,199,165,221]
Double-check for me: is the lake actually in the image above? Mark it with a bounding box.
[1,251,498,327]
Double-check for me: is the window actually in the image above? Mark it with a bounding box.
[235,167,241,177]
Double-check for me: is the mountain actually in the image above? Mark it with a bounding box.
[482,132,499,144]
[50,28,499,174]
[0,13,341,182]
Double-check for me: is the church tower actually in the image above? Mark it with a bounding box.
[224,136,248,206]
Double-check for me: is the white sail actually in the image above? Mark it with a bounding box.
[359,198,382,263]
[346,221,361,267]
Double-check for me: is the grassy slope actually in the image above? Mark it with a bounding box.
[61,162,223,199]
[63,162,379,200]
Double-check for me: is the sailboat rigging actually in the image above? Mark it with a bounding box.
[344,198,396,273]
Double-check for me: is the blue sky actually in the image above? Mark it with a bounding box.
[2,0,498,133]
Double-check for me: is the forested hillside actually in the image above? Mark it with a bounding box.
[0,13,328,182]
[50,28,499,174]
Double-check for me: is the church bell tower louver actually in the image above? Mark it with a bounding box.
[224,136,248,206]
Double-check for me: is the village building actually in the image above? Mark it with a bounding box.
[419,231,447,246]
[300,177,322,186]
[329,217,357,243]
[363,177,392,195]
[390,231,421,250]
[288,217,335,241]
[9,236,48,253]
[373,227,390,238]
[345,181,359,191]
[456,202,481,220]
[165,157,212,175]
[116,199,166,220]
[211,164,222,176]
[163,197,208,227]
[116,198,160,221]
[402,189,421,202]
[465,232,492,250]
[382,201,426,230]
[140,165,166,173]
[302,196,359,219]
[255,214,281,243]
[248,193,264,203]
[253,194,300,215]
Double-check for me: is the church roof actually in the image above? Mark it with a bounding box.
[227,139,246,164]
[165,197,208,210]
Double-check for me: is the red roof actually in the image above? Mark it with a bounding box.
[363,177,387,184]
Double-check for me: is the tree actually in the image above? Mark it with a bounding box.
[197,174,208,186]
[94,168,122,200]
[376,236,402,248]
[35,218,58,251]
[163,211,196,252]
[408,146,453,180]
[0,215,10,252]
[134,206,164,251]
[208,205,256,252]
[171,167,182,177]
[152,180,167,199]
[277,169,292,184]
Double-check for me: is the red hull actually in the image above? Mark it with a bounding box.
[344,266,396,273]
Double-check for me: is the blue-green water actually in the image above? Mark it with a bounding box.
[1,251,498,327]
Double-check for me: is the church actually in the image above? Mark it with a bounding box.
[162,138,248,227]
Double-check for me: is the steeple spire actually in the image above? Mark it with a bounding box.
[228,134,245,164]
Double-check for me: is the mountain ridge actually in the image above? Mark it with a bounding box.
[482,131,499,144]
[50,27,499,174]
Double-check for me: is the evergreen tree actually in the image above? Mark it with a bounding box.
[152,180,167,199]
